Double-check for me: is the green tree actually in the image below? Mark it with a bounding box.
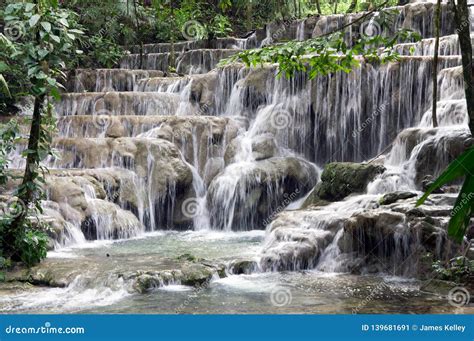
[1,0,84,266]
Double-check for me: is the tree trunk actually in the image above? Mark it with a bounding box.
[431,0,441,128]
[133,0,143,69]
[452,0,474,135]
[5,94,45,258]
[347,0,358,13]
[315,0,322,14]
[170,5,176,69]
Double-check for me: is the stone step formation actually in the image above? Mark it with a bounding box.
[3,1,472,276]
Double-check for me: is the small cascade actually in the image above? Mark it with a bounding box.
[56,92,182,117]
[120,49,240,74]
[68,69,164,92]
[296,20,305,41]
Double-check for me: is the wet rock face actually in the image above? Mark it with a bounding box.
[189,71,219,114]
[261,193,461,276]
[413,131,474,186]
[38,137,197,234]
[251,133,278,161]
[315,162,386,201]
[208,157,318,231]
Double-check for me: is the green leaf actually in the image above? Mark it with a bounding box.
[29,14,41,27]
[417,147,474,206]
[58,17,69,27]
[0,62,9,73]
[40,21,51,33]
[50,87,61,101]
[25,3,36,12]
[68,29,84,35]
[50,34,60,43]
[37,48,49,59]
[49,0,59,8]
[448,175,474,243]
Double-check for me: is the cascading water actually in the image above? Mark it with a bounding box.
[2,1,471,313]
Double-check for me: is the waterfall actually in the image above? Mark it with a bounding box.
[4,1,467,280]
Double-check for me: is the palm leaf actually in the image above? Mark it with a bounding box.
[416,147,474,206]
[0,74,11,98]
[447,175,474,243]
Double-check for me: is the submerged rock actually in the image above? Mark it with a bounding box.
[127,261,225,294]
[228,259,259,275]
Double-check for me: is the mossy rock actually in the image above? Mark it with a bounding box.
[180,264,214,287]
[315,162,385,201]
[301,186,331,208]
[177,253,201,262]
